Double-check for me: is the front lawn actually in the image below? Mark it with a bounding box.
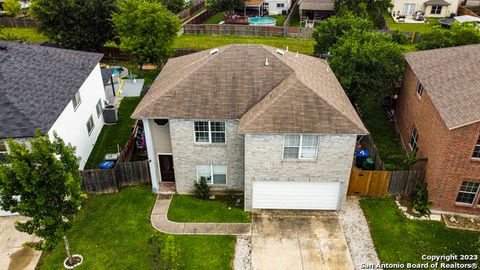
[168,195,251,223]
[384,15,440,32]
[0,27,47,42]
[204,11,225,24]
[84,97,141,169]
[360,197,479,264]
[174,35,315,55]
[37,187,236,269]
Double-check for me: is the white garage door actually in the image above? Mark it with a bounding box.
[252,181,341,210]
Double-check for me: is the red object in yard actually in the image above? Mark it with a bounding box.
[225,15,249,25]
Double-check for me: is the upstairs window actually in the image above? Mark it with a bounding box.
[72,91,81,111]
[416,81,423,97]
[431,5,442,14]
[95,100,103,118]
[86,115,95,135]
[194,121,225,144]
[410,126,419,151]
[0,140,7,163]
[277,3,284,8]
[456,181,479,205]
[283,134,319,159]
[473,136,480,159]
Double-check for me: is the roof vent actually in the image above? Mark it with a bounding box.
[275,49,285,56]
[0,43,7,51]
[209,48,219,55]
[265,58,269,66]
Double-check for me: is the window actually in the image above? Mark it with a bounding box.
[409,126,419,150]
[403,3,415,15]
[196,164,227,184]
[277,3,284,8]
[456,181,479,205]
[194,121,225,144]
[416,81,423,97]
[95,99,103,118]
[472,136,480,159]
[0,141,7,163]
[72,91,81,110]
[430,5,442,14]
[283,134,319,159]
[86,115,95,135]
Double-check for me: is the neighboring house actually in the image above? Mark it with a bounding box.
[265,0,291,15]
[132,44,367,211]
[395,44,480,216]
[0,0,30,10]
[0,41,107,170]
[299,0,334,20]
[390,0,459,18]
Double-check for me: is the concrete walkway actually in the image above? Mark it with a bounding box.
[150,195,251,235]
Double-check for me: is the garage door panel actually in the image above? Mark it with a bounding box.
[252,181,340,210]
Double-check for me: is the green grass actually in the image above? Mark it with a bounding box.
[268,15,287,26]
[204,11,225,24]
[37,187,236,270]
[0,27,47,42]
[84,97,141,169]
[360,197,480,265]
[289,10,301,27]
[384,14,440,33]
[174,35,315,55]
[168,195,251,223]
[360,100,405,170]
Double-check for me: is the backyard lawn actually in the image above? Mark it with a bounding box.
[360,197,479,265]
[168,195,251,223]
[384,15,440,32]
[36,187,236,269]
[84,97,141,169]
[204,11,225,24]
[268,15,287,26]
[0,27,47,42]
[174,35,315,55]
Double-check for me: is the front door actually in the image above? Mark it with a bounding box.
[158,155,175,182]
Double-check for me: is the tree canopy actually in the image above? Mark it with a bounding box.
[207,0,244,14]
[0,130,83,250]
[312,10,373,54]
[417,22,480,50]
[30,0,117,51]
[329,30,404,101]
[159,0,186,14]
[112,0,181,68]
[4,0,21,16]
[334,0,391,22]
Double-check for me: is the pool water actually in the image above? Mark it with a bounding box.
[248,17,276,26]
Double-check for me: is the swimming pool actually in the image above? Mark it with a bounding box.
[248,17,276,26]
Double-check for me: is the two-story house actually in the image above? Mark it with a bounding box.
[132,44,368,211]
[395,44,480,215]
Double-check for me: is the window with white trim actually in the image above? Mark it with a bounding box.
[194,121,225,143]
[472,136,480,159]
[456,181,479,205]
[196,164,227,184]
[95,99,103,118]
[0,140,7,163]
[283,134,319,159]
[416,81,423,97]
[86,115,95,135]
[430,5,442,14]
[72,91,81,110]
[410,126,419,150]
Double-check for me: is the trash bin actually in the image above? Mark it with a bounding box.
[103,105,118,124]
[362,158,375,170]
[354,149,369,167]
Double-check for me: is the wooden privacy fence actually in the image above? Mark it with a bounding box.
[183,24,313,38]
[0,17,37,27]
[178,1,205,21]
[348,170,424,196]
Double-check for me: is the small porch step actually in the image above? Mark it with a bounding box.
[159,182,176,195]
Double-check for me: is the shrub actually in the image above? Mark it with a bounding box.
[194,177,210,200]
[412,177,431,216]
[391,30,408,45]
[4,0,21,17]
[150,233,185,270]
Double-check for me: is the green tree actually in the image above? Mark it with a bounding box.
[412,178,432,216]
[329,30,404,101]
[312,10,373,54]
[417,22,480,50]
[334,0,391,21]
[207,0,244,14]
[194,177,210,200]
[0,130,83,252]
[4,0,21,16]
[159,0,186,14]
[30,0,117,51]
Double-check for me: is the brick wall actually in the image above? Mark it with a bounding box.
[395,64,480,215]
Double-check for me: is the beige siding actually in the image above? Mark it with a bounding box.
[150,121,173,154]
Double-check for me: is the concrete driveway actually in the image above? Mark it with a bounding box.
[251,210,354,270]
[0,216,41,270]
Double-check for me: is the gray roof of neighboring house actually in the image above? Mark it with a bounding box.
[132,44,367,134]
[405,44,480,130]
[299,0,334,11]
[423,0,451,5]
[0,41,103,139]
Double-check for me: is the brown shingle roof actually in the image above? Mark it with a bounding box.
[132,44,367,134]
[299,0,334,11]
[405,44,480,130]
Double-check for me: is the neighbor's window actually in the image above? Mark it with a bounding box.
[95,99,103,118]
[194,121,225,143]
[86,115,95,135]
[416,81,423,97]
[196,164,227,184]
[410,126,419,150]
[283,134,319,159]
[431,5,442,14]
[403,3,415,15]
[472,135,480,159]
[0,140,7,163]
[456,181,479,205]
[72,91,81,110]
[277,3,284,8]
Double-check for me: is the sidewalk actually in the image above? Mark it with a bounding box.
[150,195,251,236]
